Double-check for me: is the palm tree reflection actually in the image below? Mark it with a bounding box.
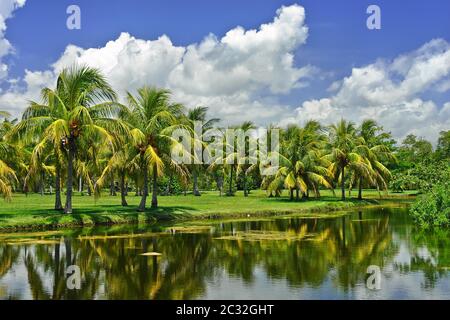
[0,207,448,299]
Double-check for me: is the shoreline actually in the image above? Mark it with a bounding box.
[0,195,413,233]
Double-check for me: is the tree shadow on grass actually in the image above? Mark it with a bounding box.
[145,205,199,220]
[55,205,199,224]
[0,204,200,230]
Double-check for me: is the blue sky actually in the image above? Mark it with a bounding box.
[1,0,450,143]
[6,0,450,79]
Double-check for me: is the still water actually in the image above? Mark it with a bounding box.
[0,206,449,300]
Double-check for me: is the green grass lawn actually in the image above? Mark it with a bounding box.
[0,189,417,231]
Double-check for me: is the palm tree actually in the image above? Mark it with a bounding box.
[10,65,127,213]
[96,144,137,206]
[185,106,219,196]
[25,142,55,196]
[210,121,255,196]
[0,113,19,199]
[325,119,369,201]
[351,120,395,199]
[123,86,186,210]
[269,122,332,200]
[245,123,262,197]
[75,130,104,196]
[233,121,256,197]
[259,124,281,197]
[0,159,17,199]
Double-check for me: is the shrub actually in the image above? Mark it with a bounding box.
[389,172,419,192]
[391,161,450,192]
[409,182,450,228]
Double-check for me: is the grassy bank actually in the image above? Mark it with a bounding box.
[0,189,417,231]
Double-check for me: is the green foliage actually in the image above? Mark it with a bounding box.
[435,130,450,161]
[236,171,259,191]
[395,134,433,169]
[223,172,237,196]
[390,161,450,192]
[1,64,445,215]
[389,172,420,192]
[390,161,450,193]
[410,182,450,228]
[157,176,183,195]
[412,161,450,192]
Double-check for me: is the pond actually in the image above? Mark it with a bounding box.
[0,206,449,300]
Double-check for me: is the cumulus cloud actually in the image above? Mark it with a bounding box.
[1,4,311,123]
[0,3,448,144]
[0,0,26,80]
[289,39,450,144]
[0,69,55,118]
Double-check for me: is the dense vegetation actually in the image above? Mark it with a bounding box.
[389,132,450,228]
[0,65,448,227]
[410,182,450,228]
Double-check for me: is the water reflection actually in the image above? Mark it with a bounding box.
[0,207,449,300]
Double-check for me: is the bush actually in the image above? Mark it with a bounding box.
[157,176,183,195]
[390,161,450,192]
[389,172,419,192]
[409,182,450,228]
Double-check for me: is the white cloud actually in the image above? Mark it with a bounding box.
[289,39,450,144]
[0,3,448,144]
[436,79,450,93]
[1,4,312,124]
[0,69,54,115]
[51,33,186,94]
[327,81,341,92]
[169,4,309,96]
[0,0,26,80]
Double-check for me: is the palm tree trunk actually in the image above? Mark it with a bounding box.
[40,172,44,196]
[358,176,363,200]
[193,168,201,196]
[78,176,82,193]
[109,175,116,196]
[120,171,128,206]
[55,165,63,210]
[227,168,234,196]
[341,164,346,201]
[64,137,75,214]
[151,164,158,208]
[166,175,173,195]
[243,173,248,197]
[217,174,223,196]
[290,188,294,201]
[138,165,148,212]
[296,188,300,201]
